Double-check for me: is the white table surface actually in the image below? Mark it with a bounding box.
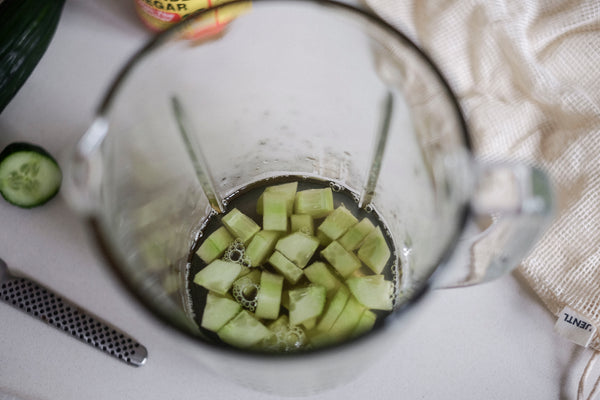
[0,1,593,399]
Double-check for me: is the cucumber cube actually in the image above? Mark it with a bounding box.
[201,292,242,332]
[328,296,365,340]
[288,285,327,326]
[245,230,280,267]
[304,262,342,294]
[262,191,288,232]
[275,232,320,269]
[196,226,234,264]
[193,259,242,295]
[256,182,298,215]
[222,208,260,243]
[268,251,303,284]
[357,227,391,274]
[351,309,377,338]
[302,317,317,331]
[338,218,375,251]
[317,205,358,241]
[294,188,334,218]
[255,271,284,320]
[316,285,350,332]
[217,310,272,348]
[346,275,393,311]
[321,241,362,278]
[290,214,314,235]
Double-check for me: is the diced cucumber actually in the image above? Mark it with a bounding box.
[275,232,320,269]
[338,217,375,251]
[255,271,284,319]
[232,269,261,311]
[222,208,260,243]
[316,285,350,332]
[304,261,341,294]
[328,296,365,340]
[290,214,314,235]
[256,182,297,215]
[357,227,391,274]
[288,285,327,326]
[321,241,362,278]
[245,230,280,267]
[308,330,335,348]
[346,275,393,311]
[217,310,272,348]
[201,292,242,332]
[262,191,288,232]
[0,142,62,208]
[302,317,317,331]
[196,226,234,264]
[261,315,307,352]
[193,259,242,295]
[268,250,303,284]
[294,187,334,218]
[351,309,377,338]
[317,205,358,241]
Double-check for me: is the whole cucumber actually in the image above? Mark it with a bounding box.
[0,0,66,113]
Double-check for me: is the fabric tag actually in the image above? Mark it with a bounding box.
[554,306,597,347]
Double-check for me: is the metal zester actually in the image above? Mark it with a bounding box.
[0,258,147,366]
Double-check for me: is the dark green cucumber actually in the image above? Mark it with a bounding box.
[0,142,62,208]
[0,0,66,112]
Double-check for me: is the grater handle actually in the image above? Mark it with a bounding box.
[0,270,147,367]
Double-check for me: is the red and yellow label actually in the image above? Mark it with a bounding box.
[134,0,251,39]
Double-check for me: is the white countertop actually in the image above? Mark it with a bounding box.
[0,1,592,399]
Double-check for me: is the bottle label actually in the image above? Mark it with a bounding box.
[134,0,250,38]
[554,306,597,347]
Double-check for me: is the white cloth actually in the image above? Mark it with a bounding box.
[365,0,600,349]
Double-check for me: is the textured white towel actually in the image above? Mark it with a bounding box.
[365,0,600,348]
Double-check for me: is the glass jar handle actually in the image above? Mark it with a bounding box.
[433,162,555,288]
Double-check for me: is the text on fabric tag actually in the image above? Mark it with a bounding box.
[554,306,597,347]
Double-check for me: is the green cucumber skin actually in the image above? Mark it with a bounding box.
[0,142,62,208]
[0,0,66,112]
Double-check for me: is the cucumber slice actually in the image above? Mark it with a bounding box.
[217,310,272,348]
[346,274,393,311]
[0,142,62,208]
[267,250,304,284]
[338,218,375,251]
[262,191,288,231]
[196,226,235,264]
[357,227,391,274]
[256,181,297,215]
[201,292,242,332]
[302,317,317,331]
[328,296,365,340]
[317,205,358,241]
[193,259,242,295]
[255,271,284,320]
[245,230,280,267]
[290,214,314,235]
[275,232,320,269]
[222,208,260,243]
[304,261,342,294]
[294,188,334,218]
[351,309,377,338]
[316,285,350,332]
[288,285,327,326]
[321,241,362,278]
